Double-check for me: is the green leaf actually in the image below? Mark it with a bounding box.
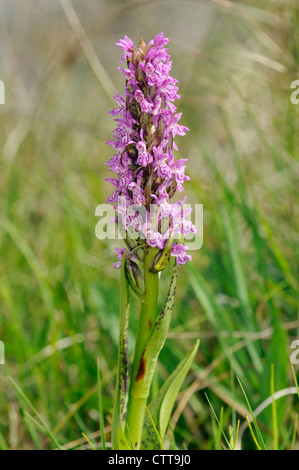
[141,340,199,450]
[159,340,199,439]
[111,251,131,450]
[145,406,165,450]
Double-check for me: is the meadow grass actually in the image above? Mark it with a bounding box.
[0,0,298,450]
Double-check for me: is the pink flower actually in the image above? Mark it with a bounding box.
[171,244,192,265]
[116,35,134,63]
[105,33,195,267]
[136,141,153,167]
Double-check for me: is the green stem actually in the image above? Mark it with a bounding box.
[125,247,159,449]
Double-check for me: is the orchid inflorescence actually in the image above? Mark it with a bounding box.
[105,32,196,271]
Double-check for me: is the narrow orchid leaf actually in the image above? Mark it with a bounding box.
[111,252,131,450]
[141,340,199,450]
[159,339,199,439]
[145,406,165,450]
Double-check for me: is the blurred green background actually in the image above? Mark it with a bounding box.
[0,0,299,450]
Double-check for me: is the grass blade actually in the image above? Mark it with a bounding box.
[205,393,232,450]
[82,432,96,450]
[97,359,106,450]
[237,377,267,450]
[271,363,278,450]
[245,414,261,450]
[9,377,63,450]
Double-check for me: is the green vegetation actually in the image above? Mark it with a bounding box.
[0,0,298,450]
